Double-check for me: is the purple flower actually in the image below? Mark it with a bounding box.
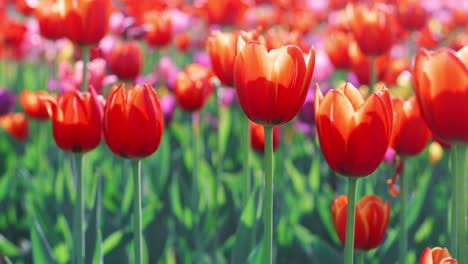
[313,48,334,82]
[160,93,176,126]
[0,89,16,116]
[193,51,211,68]
[383,147,396,164]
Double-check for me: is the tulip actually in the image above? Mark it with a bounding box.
[348,42,390,87]
[195,0,251,26]
[332,195,390,250]
[108,41,142,81]
[35,0,66,40]
[420,247,458,264]
[234,39,315,264]
[323,27,352,70]
[315,82,393,177]
[0,113,28,142]
[390,96,430,263]
[413,47,468,144]
[250,121,280,153]
[396,0,427,31]
[63,0,111,46]
[144,11,172,48]
[46,88,103,153]
[103,83,164,159]
[174,63,214,112]
[413,46,468,262]
[346,3,395,57]
[315,82,392,264]
[206,31,240,87]
[20,90,52,120]
[234,38,315,126]
[390,96,430,156]
[103,83,164,264]
[0,89,16,116]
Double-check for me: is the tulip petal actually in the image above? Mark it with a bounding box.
[316,89,355,174]
[420,247,434,264]
[336,82,364,111]
[346,87,392,176]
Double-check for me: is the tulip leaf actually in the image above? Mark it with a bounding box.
[295,224,342,262]
[231,188,259,264]
[406,167,431,228]
[0,234,20,257]
[308,154,321,192]
[285,160,305,195]
[52,243,69,264]
[169,175,192,228]
[414,217,433,243]
[0,173,12,203]
[102,231,124,256]
[31,217,55,264]
[218,106,231,157]
[317,196,339,245]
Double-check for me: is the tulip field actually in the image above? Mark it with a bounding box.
[1,0,468,264]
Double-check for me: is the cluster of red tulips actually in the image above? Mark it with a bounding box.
[0,0,467,263]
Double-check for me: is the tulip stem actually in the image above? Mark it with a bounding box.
[263,126,274,264]
[399,157,407,264]
[242,114,251,206]
[192,113,202,260]
[451,146,458,257]
[80,46,90,92]
[214,79,223,248]
[356,251,365,264]
[453,144,467,262]
[132,159,143,264]
[73,154,85,264]
[369,56,376,95]
[344,178,358,264]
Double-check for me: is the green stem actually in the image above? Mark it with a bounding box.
[356,251,365,264]
[399,157,407,264]
[242,115,251,206]
[369,56,376,95]
[192,113,202,260]
[132,159,142,264]
[80,46,90,92]
[215,80,223,248]
[263,126,274,264]
[450,146,458,256]
[454,144,467,262]
[344,178,358,264]
[73,154,85,264]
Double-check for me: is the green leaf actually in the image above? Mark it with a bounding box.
[415,217,434,243]
[231,189,258,264]
[295,225,342,262]
[52,243,69,264]
[31,218,55,264]
[308,154,321,192]
[407,167,432,228]
[317,196,339,245]
[0,234,20,256]
[0,173,12,202]
[102,231,124,256]
[285,160,305,195]
[218,106,231,157]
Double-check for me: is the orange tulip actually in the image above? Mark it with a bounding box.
[174,64,214,112]
[315,83,393,177]
[250,121,280,153]
[206,31,239,86]
[419,247,458,264]
[0,113,28,142]
[206,29,264,86]
[62,0,111,46]
[323,27,353,70]
[35,0,66,40]
[195,0,251,26]
[46,88,103,153]
[234,38,315,126]
[396,0,427,31]
[413,46,468,144]
[382,57,410,86]
[103,83,164,159]
[20,90,53,120]
[108,40,142,81]
[390,96,430,156]
[346,3,395,56]
[144,11,172,48]
[332,195,390,250]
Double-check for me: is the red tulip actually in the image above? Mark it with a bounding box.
[20,90,53,120]
[346,3,395,56]
[413,46,468,144]
[108,41,142,81]
[195,0,251,26]
[234,38,315,126]
[63,0,111,46]
[103,83,164,159]
[46,88,103,153]
[35,0,65,40]
[250,121,280,153]
[206,31,241,87]
[390,96,430,156]
[174,63,214,112]
[420,247,458,264]
[323,27,353,70]
[396,0,427,31]
[332,195,390,250]
[348,41,390,86]
[0,113,28,142]
[315,83,393,177]
[144,11,172,48]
